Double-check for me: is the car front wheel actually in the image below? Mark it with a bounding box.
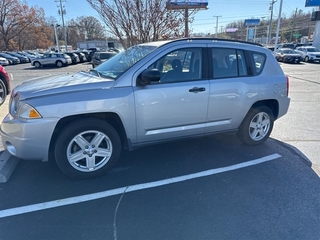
[54,118,121,179]
[237,106,274,145]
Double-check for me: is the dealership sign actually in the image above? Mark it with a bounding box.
[305,0,320,7]
[244,19,260,26]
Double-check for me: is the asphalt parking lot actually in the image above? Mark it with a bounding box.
[0,61,319,240]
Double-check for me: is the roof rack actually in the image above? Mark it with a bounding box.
[174,37,263,47]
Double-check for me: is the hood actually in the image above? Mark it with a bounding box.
[14,71,115,100]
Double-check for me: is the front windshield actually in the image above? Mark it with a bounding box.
[92,45,157,79]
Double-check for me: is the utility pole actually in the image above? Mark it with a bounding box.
[213,16,222,37]
[274,0,284,52]
[268,0,277,44]
[290,8,298,42]
[55,0,68,52]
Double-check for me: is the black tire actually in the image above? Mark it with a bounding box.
[0,79,7,106]
[304,56,309,62]
[56,61,63,68]
[34,61,41,68]
[237,106,274,145]
[54,118,121,179]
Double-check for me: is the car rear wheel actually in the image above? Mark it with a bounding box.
[0,79,7,106]
[56,61,63,67]
[237,106,274,145]
[304,56,309,62]
[34,61,41,68]
[54,118,121,179]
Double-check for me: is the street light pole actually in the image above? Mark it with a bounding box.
[52,24,60,52]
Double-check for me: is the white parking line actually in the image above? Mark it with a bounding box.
[0,153,281,218]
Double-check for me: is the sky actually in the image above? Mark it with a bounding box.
[25,0,318,34]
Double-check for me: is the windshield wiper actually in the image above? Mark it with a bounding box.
[89,69,101,77]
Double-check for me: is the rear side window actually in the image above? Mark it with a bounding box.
[252,52,266,74]
[211,48,247,79]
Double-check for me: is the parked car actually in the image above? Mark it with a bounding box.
[295,46,320,62]
[91,51,117,68]
[64,52,80,64]
[0,53,20,65]
[31,52,72,68]
[275,48,302,63]
[5,52,29,63]
[0,38,290,179]
[86,49,97,62]
[74,52,87,63]
[294,42,313,49]
[276,43,295,50]
[80,51,90,61]
[0,65,10,106]
[0,57,9,66]
[17,51,37,62]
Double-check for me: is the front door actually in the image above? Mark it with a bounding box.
[134,47,209,143]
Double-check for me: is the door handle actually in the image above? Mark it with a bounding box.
[189,87,206,92]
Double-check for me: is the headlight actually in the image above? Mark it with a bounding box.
[18,103,42,119]
[9,93,42,119]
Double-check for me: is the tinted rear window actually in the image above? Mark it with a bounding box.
[100,53,116,59]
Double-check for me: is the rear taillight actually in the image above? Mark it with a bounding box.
[286,75,289,96]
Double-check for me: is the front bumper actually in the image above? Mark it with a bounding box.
[0,114,58,161]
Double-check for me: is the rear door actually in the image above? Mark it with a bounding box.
[205,47,262,133]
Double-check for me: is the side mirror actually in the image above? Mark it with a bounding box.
[137,69,161,86]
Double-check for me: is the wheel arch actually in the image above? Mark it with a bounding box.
[49,112,129,155]
[250,99,279,119]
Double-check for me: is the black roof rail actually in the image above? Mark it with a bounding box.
[172,37,263,47]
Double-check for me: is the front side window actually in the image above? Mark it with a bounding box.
[147,48,202,83]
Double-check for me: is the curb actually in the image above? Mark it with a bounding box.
[0,150,19,183]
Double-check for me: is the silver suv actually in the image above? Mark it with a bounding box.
[31,52,72,68]
[295,46,320,62]
[0,38,290,178]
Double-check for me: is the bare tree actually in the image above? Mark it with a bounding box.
[86,0,185,49]
[75,16,105,41]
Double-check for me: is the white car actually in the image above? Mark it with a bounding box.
[0,57,9,66]
[295,46,320,62]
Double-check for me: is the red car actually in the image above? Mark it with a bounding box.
[0,65,10,106]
